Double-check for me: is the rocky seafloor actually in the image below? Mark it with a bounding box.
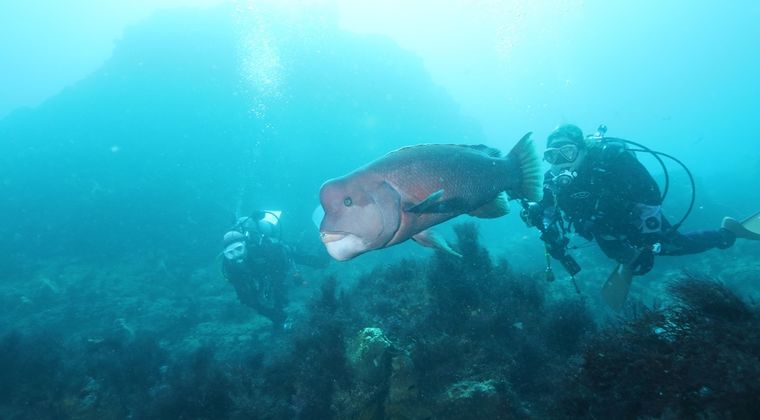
[1,223,759,419]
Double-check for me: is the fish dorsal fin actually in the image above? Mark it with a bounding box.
[406,189,444,213]
[469,192,510,218]
[392,144,501,158]
[466,144,501,158]
[391,144,434,155]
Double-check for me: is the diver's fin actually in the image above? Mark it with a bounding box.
[505,132,543,202]
[601,263,634,311]
[469,192,510,218]
[412,229,462,258]
[742,211,760,236]
[722,214,760,240]
[407,189,445,213]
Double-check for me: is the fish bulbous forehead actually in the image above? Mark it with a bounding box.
[320,179,356,210]
[320,179,344,202]
[321,178,377,212]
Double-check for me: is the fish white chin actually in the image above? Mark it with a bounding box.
[323,233,367,261]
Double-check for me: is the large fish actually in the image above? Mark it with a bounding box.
[317,133,542,261]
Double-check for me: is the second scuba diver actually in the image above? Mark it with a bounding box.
[221,210,329,329]
[521,124,760,308]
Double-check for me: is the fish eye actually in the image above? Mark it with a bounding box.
[343,197,353,207]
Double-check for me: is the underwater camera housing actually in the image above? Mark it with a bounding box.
[559,253,581,276]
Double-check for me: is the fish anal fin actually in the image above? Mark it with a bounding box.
[412,229,462,258]
[469,192,510,218]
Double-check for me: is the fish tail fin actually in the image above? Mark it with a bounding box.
[505,132,542,202]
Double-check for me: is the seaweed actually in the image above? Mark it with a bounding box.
[150,345,234,419]
[256,276,353,419]
[552,274,760,419]
[668,271,752,322]
[0,330,67,417]
[4,223,758,419]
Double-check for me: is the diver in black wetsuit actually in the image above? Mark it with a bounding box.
[221,210,329,328]
[521,124,756,280]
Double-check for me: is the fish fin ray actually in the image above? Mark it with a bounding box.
[505,132,543,202]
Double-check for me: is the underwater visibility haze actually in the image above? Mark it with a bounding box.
[1,1,759,418]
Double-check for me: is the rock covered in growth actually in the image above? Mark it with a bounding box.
[385,353,430,419]
[346,327,394,384]
[437,379,515,419]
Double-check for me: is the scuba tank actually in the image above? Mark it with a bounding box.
[588,124,696,232]
[235,210,284,244]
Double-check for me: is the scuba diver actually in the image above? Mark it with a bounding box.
[221,210,329,328]
[520,124,760,309]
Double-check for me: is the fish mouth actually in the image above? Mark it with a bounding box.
[320,232,366,261]
[320,232,348,244]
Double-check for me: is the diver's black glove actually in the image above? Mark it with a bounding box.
[629,249,654,276]
[520,202,543,228]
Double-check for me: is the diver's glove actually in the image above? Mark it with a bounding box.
[629,249,654,276]
[520,201,544,228]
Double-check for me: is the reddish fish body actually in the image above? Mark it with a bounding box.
[318,133,541,260]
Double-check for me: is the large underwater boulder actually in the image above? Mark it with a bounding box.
[0,4,483,259]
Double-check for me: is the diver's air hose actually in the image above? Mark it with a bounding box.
[601,136,696,232]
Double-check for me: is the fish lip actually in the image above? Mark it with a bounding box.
[320,231,348,244]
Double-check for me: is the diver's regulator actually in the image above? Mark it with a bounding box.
[551,170,578,187]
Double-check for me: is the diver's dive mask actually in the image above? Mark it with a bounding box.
[543,144,580,165]
[545,139,586,187]
[223,241,247,261]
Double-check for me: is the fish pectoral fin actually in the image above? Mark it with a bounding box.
[406,189,445,213]
[469,192,510,219]
[412,229,462,258]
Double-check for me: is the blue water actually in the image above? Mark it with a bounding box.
[1,2,759,418]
